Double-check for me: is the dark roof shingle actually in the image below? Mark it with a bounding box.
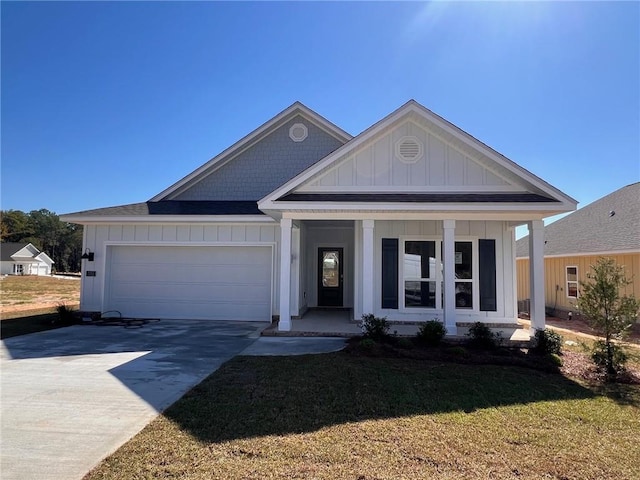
[516,182,640,257]
[63,201,264,217]
[0,243,36,262]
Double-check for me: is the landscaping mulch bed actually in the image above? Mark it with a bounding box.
[345,336,640,386]
[560,349,640,385]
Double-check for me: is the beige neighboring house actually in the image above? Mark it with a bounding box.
[516,182,640,318]
[0,242,54,276]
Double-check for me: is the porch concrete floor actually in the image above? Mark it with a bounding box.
[264,309,532,344]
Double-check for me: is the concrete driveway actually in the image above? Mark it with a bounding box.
[1,319,267,480]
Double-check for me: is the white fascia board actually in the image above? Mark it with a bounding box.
[516,249,640,260]
[151,102,352,202]
[12,246,36,258]
[282,211,548,221]
[270,200,572,214]
[35,252,54,264]
[60,215,275,225]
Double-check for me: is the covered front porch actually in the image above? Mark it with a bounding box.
[276,217,547,338]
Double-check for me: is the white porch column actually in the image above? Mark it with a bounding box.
[442,219,456,335]
[528,219,546,335]
[362,219,375,314]
[278,218,293,332]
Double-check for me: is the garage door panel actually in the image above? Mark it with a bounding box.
[110,282,271,303]
[105,300,270,321]
[106,246,272,321]
[110,263,271,284]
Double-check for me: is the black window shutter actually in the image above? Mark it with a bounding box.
[479,239,497,311]
[381,238,398,309]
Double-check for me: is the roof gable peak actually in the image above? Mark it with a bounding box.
[151,102,352,202]
[259,100,577,210]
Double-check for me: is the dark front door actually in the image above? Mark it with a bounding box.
[318,247,343,307]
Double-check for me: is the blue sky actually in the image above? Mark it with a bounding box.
[2,1,639,236]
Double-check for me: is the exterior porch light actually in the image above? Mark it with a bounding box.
[81,249,94,261]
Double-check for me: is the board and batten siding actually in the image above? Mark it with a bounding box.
[298,120,513,191]
[80,223,286,315]
[516,253,640,315]
[352,219,516,323]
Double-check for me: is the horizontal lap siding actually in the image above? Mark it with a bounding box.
[516,253,640,313]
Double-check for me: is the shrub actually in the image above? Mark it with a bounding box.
[360,314,390,341]
[547,353,564,367]
[56,303,75,324]
[466,322,501,349]
[416,320,446,346]
[358,338,378,350]
[591,340,628,375]
[533,328,563,355]
[576,257,639,378]
[396,337,414,349]
[445,346,469,357]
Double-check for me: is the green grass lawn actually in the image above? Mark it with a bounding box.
[85,352,640,480]
[0,275,80,308]
[0,310,70,339]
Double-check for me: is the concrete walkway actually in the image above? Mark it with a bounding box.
[0,320,349,480]
[241,336,347,356]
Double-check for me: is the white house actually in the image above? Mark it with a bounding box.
[0,243,54,276]
[61,101,576,336]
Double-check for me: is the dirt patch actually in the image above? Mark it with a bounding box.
[0,275,80,315]
[519,314,640,345]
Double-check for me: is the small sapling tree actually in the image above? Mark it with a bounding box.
[576,257,640,377]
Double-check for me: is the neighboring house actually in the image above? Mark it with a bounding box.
[61,100,576,336]
[516,182,640,317]
[0,242,54,276]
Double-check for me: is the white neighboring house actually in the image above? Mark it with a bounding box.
[61,100,577,336]
[1,243,54,276]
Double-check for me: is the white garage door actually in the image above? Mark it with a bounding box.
[105,245,272,321]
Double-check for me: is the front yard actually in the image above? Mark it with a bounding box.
[0,275,80,313]
[0,275,80,338]
[85,352,640,480]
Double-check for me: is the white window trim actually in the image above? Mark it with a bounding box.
[566,265,579,299]
[398,236,478,313]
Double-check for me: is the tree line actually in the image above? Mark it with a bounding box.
[1,209,83,273]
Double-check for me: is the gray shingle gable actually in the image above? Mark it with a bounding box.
[516,182,640,257]
[173,115,344,201]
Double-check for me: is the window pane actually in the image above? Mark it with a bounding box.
[566,267,577,282]
[322,251,339,287]
[455,282,473,308]
[405,281,436,308]
[404,241,435,279]
[567,283,578,298]
[455,241,472,279]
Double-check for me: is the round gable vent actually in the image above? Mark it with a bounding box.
[395,136,423,163]
[289,123,308,142]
